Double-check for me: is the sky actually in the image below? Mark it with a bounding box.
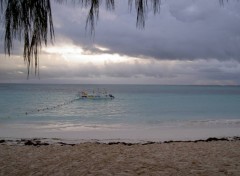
[0,0,240,85]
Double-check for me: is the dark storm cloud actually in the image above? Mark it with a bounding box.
[52,0,240,61]
[1,0,240,85]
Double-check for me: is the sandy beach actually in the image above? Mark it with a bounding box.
[1,139,240,176]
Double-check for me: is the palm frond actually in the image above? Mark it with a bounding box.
[1,0,54,77]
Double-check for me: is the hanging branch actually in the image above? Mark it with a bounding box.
[105,0,115,11]
[85,0,100,36]
[0,0,162,77]
[129,0,161,29]
[1,0,54,77]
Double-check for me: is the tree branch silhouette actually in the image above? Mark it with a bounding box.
[1,0,228,77]
[1,0,54,77]
[128,0,161,29]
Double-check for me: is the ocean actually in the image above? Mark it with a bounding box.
[0,84,240,142]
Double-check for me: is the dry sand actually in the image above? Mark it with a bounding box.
[0,141,240,176]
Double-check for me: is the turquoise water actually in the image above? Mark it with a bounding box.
[0,84,240,140]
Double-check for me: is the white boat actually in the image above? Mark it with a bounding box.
[77,89,115,100]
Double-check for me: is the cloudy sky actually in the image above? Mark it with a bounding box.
[1,0,240,85]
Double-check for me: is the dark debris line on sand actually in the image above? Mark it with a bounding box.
[0,136,239,146]
[0,140,6,143]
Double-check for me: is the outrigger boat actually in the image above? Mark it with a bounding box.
[77,89,115,100]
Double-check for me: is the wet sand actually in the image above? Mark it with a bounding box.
[1,139,240,175]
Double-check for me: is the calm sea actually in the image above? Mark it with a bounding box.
[0,84,240,141]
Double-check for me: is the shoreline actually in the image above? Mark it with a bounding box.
[1,122,240,143]
[1,136,240,146]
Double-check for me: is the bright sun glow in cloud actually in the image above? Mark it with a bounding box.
[43,45,83,55]
[43,44,139,65]
[94,45,110,52]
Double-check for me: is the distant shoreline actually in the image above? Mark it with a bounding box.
[1,83,240,86]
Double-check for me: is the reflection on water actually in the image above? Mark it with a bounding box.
[1,84,240,125]
[0,84,240,140]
